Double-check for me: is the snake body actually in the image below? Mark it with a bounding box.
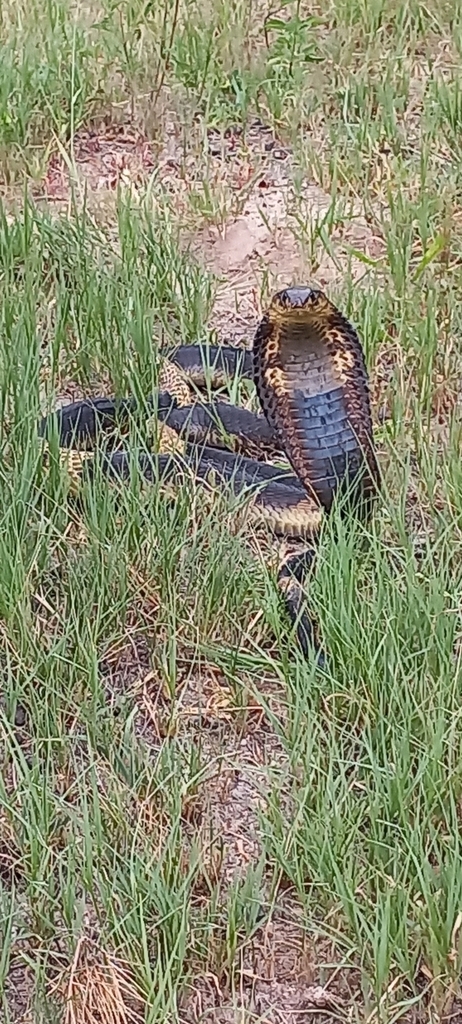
[38,287,379,663]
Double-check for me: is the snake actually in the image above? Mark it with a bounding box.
[37,287,380,665]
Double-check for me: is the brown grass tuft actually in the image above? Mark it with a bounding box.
[50,938,146,1024]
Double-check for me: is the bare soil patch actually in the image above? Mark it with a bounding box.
[33,116,385,348]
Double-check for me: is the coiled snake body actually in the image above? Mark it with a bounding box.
[38,287,380,664]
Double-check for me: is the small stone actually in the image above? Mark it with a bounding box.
[14,705,26,727]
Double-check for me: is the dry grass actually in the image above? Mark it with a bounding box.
[49,939,146,1024]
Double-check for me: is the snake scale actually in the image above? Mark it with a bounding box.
[38,287,380,665]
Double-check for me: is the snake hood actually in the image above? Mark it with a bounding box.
[252,286,380,514]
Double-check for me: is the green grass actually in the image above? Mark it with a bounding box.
[1,0,462,1020]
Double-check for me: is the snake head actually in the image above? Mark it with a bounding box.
[270,287,332,319]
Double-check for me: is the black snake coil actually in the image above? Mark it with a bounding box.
[38,287,380,666]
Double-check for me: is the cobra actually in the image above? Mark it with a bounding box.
[38,287,380,665]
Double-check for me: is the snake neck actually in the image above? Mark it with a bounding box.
[252,306,380,516]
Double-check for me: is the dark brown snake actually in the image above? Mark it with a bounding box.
[37,287,380,666]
